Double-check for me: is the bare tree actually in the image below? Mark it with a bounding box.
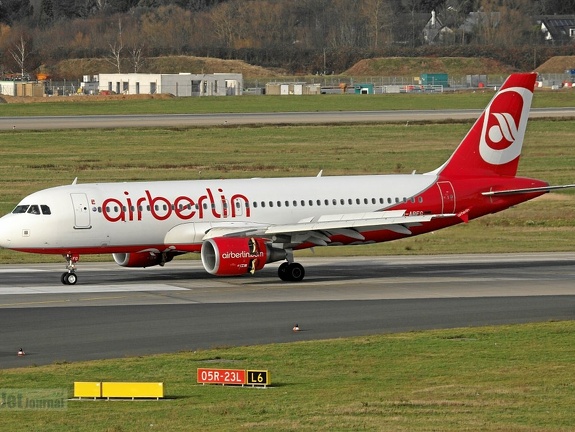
[401,0,420,48]
[361,0,395,48]
[210,1,238,47]
[129,45,145,72]
[106,19,124,73]
[9,36,28,79]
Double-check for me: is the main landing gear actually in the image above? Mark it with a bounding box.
[278,262,305,282]
[61,253,79,285]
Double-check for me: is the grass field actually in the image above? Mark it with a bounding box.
[1,90,575,117]
[1,322,574,431]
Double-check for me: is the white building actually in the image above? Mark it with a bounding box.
[97,73,243,96]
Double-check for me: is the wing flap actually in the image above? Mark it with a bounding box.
[264,211,451,235]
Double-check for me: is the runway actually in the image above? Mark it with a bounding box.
[1,108,575,130]
[1,253,574,368]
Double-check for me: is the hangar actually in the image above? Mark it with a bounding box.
[97,73,243,96]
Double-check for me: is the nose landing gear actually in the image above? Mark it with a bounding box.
[61,253,79,285]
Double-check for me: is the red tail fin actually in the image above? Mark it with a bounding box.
[436,73,536,178]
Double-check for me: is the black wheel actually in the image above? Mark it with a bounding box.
[287,263,305,282]
[66,273,78,285]
[278,262,290,281]
[61,272,78,285]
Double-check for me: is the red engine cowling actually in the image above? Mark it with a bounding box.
[113,251,174,268]
[201,237,285,276]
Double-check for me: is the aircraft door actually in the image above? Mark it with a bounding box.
[437,181,456,214]
[70,193,92,229]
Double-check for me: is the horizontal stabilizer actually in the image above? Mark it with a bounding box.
[482,184,575,197]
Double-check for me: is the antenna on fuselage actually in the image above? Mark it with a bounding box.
[71,177,78,185]
[316,170,323,177]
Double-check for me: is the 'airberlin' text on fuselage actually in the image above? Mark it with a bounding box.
[101,188,251,222]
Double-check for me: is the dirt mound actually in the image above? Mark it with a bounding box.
[535,56,575,73]
[344,57,515,76]
[54,55,283,80]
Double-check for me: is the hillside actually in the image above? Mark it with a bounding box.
[48,55,520,81]
[52,56,285,80]
[535,56,575,73]
[344,57,516,76]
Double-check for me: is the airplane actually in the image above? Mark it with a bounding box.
[0,72,571,285]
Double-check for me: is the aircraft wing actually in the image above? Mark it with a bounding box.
[202,210,456,247]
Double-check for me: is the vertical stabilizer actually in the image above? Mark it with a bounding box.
[435,73,536,178]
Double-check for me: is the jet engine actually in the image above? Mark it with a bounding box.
[113,251,175,268]
[201,237,286,276]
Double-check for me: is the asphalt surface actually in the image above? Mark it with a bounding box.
[1,108,575,130]
[1,253,574,368]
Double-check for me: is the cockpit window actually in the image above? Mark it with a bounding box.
[11,204,51,215]
[27,205,41,215]
[12,205,29,214]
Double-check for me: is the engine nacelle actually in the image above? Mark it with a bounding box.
[113,251,174,268]
[201,237,286,276]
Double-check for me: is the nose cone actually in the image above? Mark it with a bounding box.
[0,214,17,249]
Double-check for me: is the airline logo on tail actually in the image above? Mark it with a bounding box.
[479,86,532,166]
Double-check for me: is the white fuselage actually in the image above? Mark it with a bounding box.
[0,173,439,253]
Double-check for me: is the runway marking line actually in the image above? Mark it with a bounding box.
[0,284,189,296]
